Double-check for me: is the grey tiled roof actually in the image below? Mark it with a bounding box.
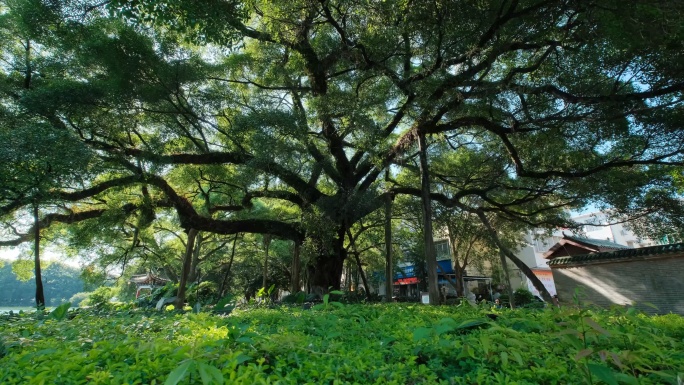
[563,235,630,251]
[549,243,684,267]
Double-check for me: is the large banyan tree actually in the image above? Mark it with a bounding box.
[1,0,683,302]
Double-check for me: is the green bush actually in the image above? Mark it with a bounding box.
[0,304,682,384]
[513,287,535,306]
[187,281,218,305]
[282,291,306,304]
[152,282,178,301]
[80,287,115,308]
[68,292,91,307]
[134,283,180,309]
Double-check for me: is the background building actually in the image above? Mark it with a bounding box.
[513,211,682,298]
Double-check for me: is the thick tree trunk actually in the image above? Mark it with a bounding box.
[219,234,239,296]
[262,235,271,289]
[453,264,465,298]
[354,253,371,300]
[188,232,203,283]
[175,228,198,308]
[499,249,516,308]
[33,205,45,310]
[384,173,393,301]
[308,228,346,295]
[446,222,466,298]
[308,252,346,294]
[346,228,371,301]
[475,210,553,303]
[417,131,440,305]
[290,241,301,293]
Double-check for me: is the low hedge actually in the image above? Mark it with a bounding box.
[1,303,682,384]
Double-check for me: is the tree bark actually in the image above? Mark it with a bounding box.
[219,234,239,296]
[384,171,393,301]
[417,131,440,305]
[475,210,553,303]
[353,252,371,301]
[175,228,198,308]
[346,228,371,301]
[262,235,272,289]
[454,265,465,298]
[499,249,516,308]
[308,228,346,295]
[33,205,45,310]
[290,241,301,293]
[446,222,466,297]
[308,252,346,294]
[188,232,204,283]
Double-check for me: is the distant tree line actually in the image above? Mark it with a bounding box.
[0,260,84,307]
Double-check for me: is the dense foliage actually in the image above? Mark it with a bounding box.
[2,0,684,303]
[0,260,84,307]
[1,304,682,384]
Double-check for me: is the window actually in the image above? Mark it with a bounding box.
[584,224,603,232]
[435,241,450,259]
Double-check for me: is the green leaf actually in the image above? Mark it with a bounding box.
[455,319,489,331]
[235,354,252,365]
[437,317,458,328]
[644,370,677,382]
[11,260,34,282]
[204,363,225,384]
[326,331,341,340]
[214,294,234,310]
[329,290,345,295]
[198,362,212,385]
[434,323,454,335]
[587,363,618,385]
[49,302,71,321]
[457,343,476,359]
[607,352,625,370]
[413,327,432,341]
[165,360,193,385]
[613,373,639,385]
[500,351,509,367]
[574,348,594,361]
[479,335,491,354]
[511,351,524,366]
[556,329,581,337]
[584,317,611,336]
[197,362,224,385]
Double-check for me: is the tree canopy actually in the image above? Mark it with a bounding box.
[1,0,683,296]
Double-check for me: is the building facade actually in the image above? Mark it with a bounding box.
[549,243,684,314]
[507,211,681,298]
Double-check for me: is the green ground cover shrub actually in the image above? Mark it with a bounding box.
[80,287,117,309]
[0,303,682,384]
